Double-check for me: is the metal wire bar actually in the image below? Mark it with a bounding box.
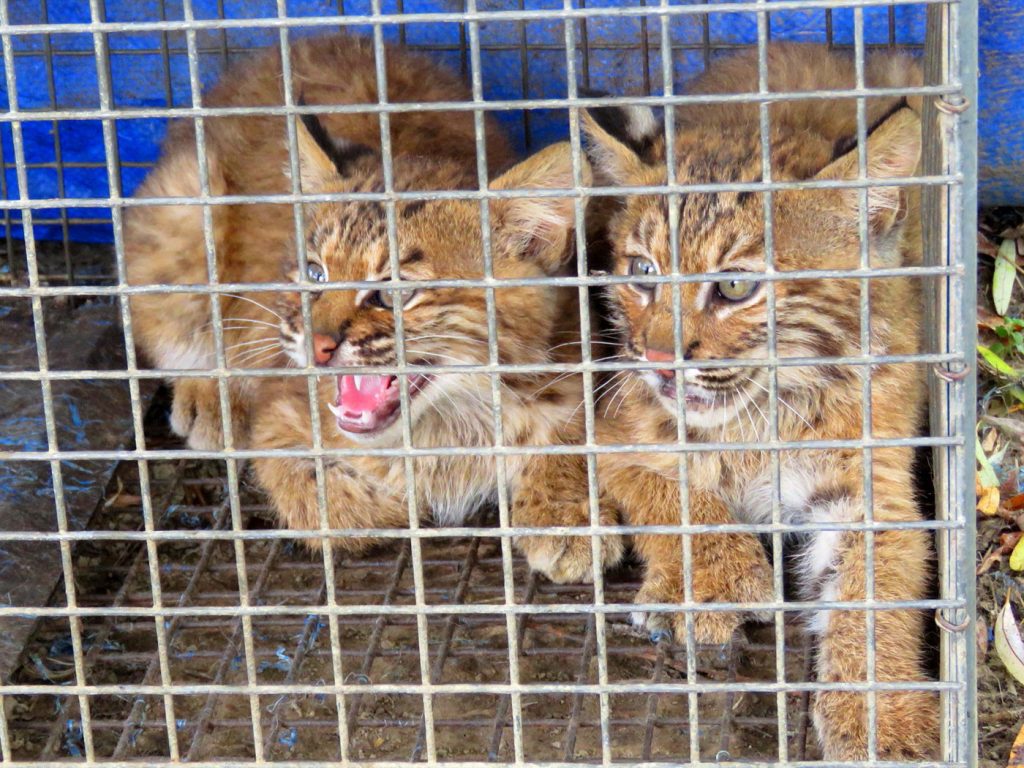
[487,573,539,761]
[411,539,481,760]
[0,176,962,217]
[560,615,597,761]
[0,39,926,60]
[181,539,284,759]
[0,6,97,760]
[109,495,232,760]
[0,1,973,765]
[0,761,969,768]
[343,546,412,739]
[0,85,960,126]
[36,463,190,759]
[0,0,959,36]
[0,517,964,545]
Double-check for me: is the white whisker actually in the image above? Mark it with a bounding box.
[225,336,279,352]
[741,374,817,435]
[222,293,285,322]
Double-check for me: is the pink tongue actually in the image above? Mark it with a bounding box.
[339,374,394,413]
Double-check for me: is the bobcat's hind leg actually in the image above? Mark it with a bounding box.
[808,527,938,761]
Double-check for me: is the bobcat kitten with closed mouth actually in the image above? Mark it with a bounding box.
[584,44,937,760]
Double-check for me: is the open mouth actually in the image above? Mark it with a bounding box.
[327,373,430,435]
[654,376,717,410]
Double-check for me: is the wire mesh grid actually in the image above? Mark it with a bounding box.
[0,0,976,766]
[5,432,820,763]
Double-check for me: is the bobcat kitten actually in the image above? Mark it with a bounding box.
[125,34,511,450]
[584,44,936,760]
[126,34,620,581]
[249,134,624,581]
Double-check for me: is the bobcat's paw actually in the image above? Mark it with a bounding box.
[629,578,745,646]
[517,531,624,584]
[171,379,249,450]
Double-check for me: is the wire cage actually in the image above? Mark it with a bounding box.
[0,1,976,766]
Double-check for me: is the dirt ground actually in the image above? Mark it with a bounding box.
[976,208,1024,768]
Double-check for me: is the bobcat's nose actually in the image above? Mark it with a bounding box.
[312,333,338,365]
[644,347,676,380]
[644,342,700,379]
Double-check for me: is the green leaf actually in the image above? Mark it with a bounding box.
[1011,386,1024,406]
[979,344,1020,378]
[994,238,1018,316]
[976,435,1000,488]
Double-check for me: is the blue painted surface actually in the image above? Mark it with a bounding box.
[979,0,1024,206]
[0,0,1008,243]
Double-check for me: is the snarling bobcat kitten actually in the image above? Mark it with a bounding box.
[584,44,936,760]
[249,135,623,582]
[126,34,511,450]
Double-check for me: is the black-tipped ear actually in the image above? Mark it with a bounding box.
[580,88,662,183]
[815,105,921,237]
[829,97,912,164]
[294,96,374,191]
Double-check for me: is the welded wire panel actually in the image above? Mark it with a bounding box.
[0,1,975,767]
[4,447,819,763]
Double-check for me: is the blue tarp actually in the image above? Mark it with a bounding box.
[5,0,980,246]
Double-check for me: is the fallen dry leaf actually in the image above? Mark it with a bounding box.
[995,597,1024,685]
[1009,720,1024,768]
[1002,532,1024,549]
[1006,493,1024,512]
[978,304,1004,331]
[1011,535,1024,571]
[979,549,1006,576]
[984,427,1000,453]
[984,414,1024,445]
[978,231,1000,257]
[978,533,1023,575]
[978,615,990,660]
[978,484,1002,516]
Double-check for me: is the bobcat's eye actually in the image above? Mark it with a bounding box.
[306,261,327,283]
[626,256,658,294]
[715,276,758,302]
[367,285,417,310]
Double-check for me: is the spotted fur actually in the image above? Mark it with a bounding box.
[584,44,936,760]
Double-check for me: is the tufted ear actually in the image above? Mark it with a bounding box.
[815,104,921,237]
[294,101,374,192]
[580,88,662,184]
[489,142,592,274]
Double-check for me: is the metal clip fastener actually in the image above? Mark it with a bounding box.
[934,608,970,633]
[933,363,970,382]
[935,96,970,115]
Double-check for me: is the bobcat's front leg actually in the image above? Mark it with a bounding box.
[512,452,624,584]
[253,454,414,555]
[600,462,773,644]
[169,288,290,449]
[171,377,252,450]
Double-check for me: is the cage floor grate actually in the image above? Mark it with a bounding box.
[6,416,817,763]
